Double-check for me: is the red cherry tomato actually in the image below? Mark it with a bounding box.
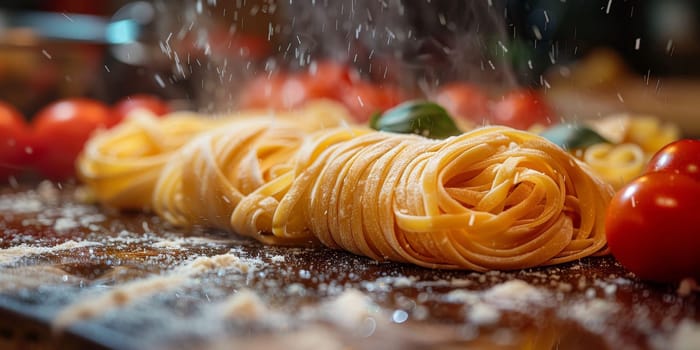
[32,98,112,180]
[605,172,700,283]
[238,74,287,109]
[305,60,357,95]
[280,74,338,107]
[646,139,700,182]
[208,31,270,59]
[239,74,318,110]
[111,94,170,126]
[288,62,352,103]
[491,90,554,130]
[0,102,30,179]
[341,82,403,123]
[434,83,491,124]
[239,62,357,111]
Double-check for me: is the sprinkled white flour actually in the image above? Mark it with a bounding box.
[0,240,102,266]
[0,184,697,349]
[667,319,700,350]
[52,251,260,330]
[217,289,269,321]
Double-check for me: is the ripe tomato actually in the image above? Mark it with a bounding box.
[279,74,339,107]
[341,82,403,123]
[208,30,270,59]
[239,62,356,111]
[491,90,554,130]
[0,102,30,179]
[646,139,700,182]
[286,62,352,103]
[238,74,287,109]
[434,83,491,124]
[304,60,356,95]
[111,94,170,126]
[605,172,700,282]
[32,98,112,180]
[239,74,319,110]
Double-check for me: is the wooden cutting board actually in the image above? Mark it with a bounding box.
[0,181,698,349]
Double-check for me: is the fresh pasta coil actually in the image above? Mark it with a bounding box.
[583,143,646,189]
[153,119,307,231]
[78,111,225,209]
[78,104,614,271]
[232,127,614,270]
[78,100,352,210]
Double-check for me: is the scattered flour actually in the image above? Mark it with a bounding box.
[321,289,378,330]
[269,255,286,263]
[0,240,102,266]
[217,289,269,321]
[467,303,501,325]
[52,252,255,331]
[565,298,619,333]
[482,279,548,308]
[667,319,700,350]
[53,274,187,331]
[444,289,480,304]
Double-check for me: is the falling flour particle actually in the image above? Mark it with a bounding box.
[154,74,166,88]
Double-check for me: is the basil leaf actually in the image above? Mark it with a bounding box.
[370,100,461,139]
[540,124,610,150]
[369,111,382,130]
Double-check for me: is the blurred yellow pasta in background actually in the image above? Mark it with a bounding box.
[583,143,645,189]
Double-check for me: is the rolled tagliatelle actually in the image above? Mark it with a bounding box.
[153,119,308,231]
[80,105,614,271]
[583,143,646,189]
[231,126,614,270]
[77,100,353,210]
[77,110,226,209]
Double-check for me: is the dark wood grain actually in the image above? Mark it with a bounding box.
[0,181,697,350]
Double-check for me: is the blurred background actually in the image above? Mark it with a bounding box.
[1,0,699,127]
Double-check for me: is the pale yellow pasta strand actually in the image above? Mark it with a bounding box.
[78,100,353,211]
[78,112,226,209]
[81,104,614,271]
[583,143,645,189]
[230,126,614,271]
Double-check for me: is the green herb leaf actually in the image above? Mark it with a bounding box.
[540,124,610,150]
[369,111,382,130]
[370,100,461,139]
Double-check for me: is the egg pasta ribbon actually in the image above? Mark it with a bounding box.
[78,100,352,210]
[78,111,225,209]
[79,104,613,271]
[232,126,613,270]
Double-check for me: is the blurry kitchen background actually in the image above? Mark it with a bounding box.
[1,0,698,125]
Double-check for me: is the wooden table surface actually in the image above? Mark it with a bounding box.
[0,181,698,350]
